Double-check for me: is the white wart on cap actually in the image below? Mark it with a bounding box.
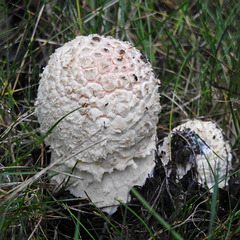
[35,34,161,214]
[158,119,232,190]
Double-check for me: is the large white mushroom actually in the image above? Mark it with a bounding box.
[158,119,232,190]
[35,34,161,213]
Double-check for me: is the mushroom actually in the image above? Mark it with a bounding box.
[35,34,161,214]
[158,119,232,190]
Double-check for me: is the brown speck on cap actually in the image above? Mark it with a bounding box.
[92,36,101,42]
[119,49,125,54]
[133,74,138,81]
[140,54,148,63]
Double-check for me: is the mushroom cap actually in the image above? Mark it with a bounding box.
[158,119,232,190]
[35,34,161,213]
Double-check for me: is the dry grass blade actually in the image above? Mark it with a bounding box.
[0,136,106,205]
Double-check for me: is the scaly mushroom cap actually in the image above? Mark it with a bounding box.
[35,34,161,213]
[158,119,232,190]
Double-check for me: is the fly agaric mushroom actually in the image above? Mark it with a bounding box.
[35,34,161,214]
[158,119,232,190]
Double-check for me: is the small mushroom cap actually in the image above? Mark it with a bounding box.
[35,34,161,213]
[158,119,232,190]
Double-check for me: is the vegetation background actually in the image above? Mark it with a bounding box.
[0,0,239,239]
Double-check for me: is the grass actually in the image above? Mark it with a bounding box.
[0,0,240,239]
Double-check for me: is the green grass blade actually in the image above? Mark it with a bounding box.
[131,188,183,240]
[63,203,95,240]
[117,200,156,240]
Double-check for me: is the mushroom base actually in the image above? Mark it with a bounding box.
[50,152,156,214]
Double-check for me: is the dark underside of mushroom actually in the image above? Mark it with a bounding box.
[167,128,201,181]
[171,128,202,166]
[45,131,240,240]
